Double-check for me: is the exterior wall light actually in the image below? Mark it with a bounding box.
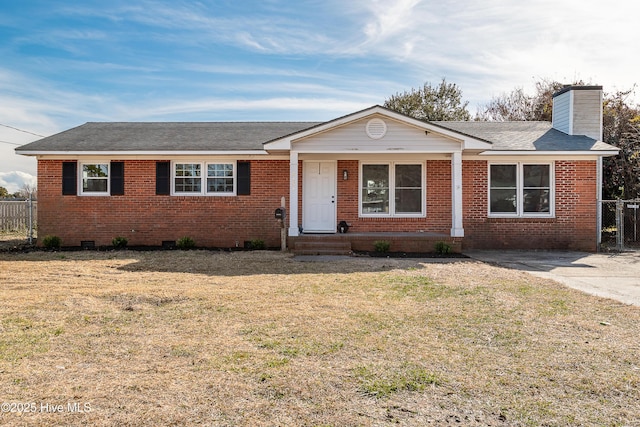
[343,169,348,180]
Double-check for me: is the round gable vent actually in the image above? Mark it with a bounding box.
[365,118,387,139]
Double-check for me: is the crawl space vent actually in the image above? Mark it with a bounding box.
[365,118,387,139]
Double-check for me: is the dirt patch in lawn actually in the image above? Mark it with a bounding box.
[0,250,638,426]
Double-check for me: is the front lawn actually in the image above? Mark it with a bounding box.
[0,250,638,426]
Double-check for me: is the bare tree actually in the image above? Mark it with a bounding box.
[475,79,572,121]
[477,79,640,199]
[16,183,37,200]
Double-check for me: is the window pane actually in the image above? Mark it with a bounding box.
[207,178,233,193]
[83,164,108,178]
[523,164,550,187]
[490,189,517,213]
[208,164,233,177]
[176,164,201,177]
[396,189,422,213]
[395,164,421,187]
[83,178,107,192]
[362,164,389,186]
[175,177,201,192]
[490,164,516,188]
[362,165,389,214]
[524,189,550,212]
[362,188,389,213]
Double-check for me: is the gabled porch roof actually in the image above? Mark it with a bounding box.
[263,105,492,152]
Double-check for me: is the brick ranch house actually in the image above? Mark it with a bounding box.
[16,85,618,253]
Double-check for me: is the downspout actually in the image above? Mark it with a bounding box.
[596,156,603,251]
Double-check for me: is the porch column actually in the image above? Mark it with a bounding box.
[288,151,299,236]
[451,151,464,237]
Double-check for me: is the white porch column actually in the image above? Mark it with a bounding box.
[288,151,299,236]
[451,151,464,237]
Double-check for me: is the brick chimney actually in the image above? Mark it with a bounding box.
[552,85,603,140]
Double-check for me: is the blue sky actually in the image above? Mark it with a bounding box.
[1,0,638,192]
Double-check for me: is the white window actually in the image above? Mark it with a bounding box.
[173,162,235,195]
[489,163,554,217]
[174,163,202,193]
[207,163,234,194]
[360,162,425,217]
[80,162,109,195]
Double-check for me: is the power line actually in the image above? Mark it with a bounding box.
[0,140,23,146]
[0,123,46,138]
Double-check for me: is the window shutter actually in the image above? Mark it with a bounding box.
[156,161,170,195]
[237,161,250,195]
[62,161,77,195]
[110,162,124,195]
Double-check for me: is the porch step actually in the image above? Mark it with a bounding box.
[291,239,352,256]
[289,232,462,255]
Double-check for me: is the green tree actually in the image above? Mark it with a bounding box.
[0,186,8,198]
[383,78,471,121]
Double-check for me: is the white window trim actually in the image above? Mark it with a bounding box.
[359,161,426,218]
[79,161,110,196]
[488,162,555,218]
[171,161,237,196]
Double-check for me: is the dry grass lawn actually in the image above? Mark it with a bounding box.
[0,248,639,426]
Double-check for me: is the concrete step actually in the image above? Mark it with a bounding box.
[293,248,352,256]
[292,239,352,255]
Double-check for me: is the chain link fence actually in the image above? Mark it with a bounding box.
[601,199,640,251]
[0,197,37,244]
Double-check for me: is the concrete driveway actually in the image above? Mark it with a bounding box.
[465,250,640,307]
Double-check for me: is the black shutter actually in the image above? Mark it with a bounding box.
[237,161,250,195]
[62,162,77,195]
[110,162,124,195]
[156,161,170,195]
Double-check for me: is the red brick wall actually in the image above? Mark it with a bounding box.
[462,160,598,251]
[38,158,598,251]
[37,159,289,248]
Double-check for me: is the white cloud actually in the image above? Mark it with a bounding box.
[1,0,638,189]
[115,97,373,122]
[0,171,36,194]
[332,0,639,106]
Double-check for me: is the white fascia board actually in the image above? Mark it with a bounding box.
[478,150,620,157]
[17,150,269,157]
[294,149,460,154]
[460,138,492,150]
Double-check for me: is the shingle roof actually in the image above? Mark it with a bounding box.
[16,115,618,154]
[16,122,321,152]
[431,121,615,151]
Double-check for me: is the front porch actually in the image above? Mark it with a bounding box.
[289,232,462,256]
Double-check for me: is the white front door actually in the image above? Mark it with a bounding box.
[303,161,336,233]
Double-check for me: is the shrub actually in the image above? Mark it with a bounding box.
[373,240,391,253]
[42,235,62,249]
[250,239,266,250]
[434,241,452,255]
[112,236,128,249]
[176,236,196,250]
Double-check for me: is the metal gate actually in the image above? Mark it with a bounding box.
[601,199,640,251]
[0,197,36,244]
